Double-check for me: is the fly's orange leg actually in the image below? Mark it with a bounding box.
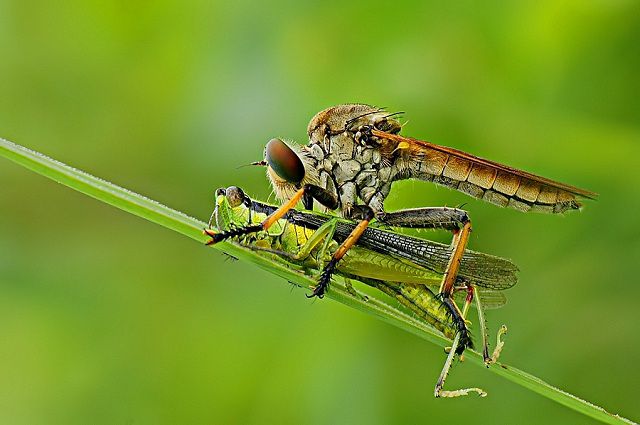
[438,220,472,298]
[204,187,306,245]
[309,206,374,298]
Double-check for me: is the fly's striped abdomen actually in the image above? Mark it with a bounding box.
[398,140,595,214]
[457,168,579,214]
[426,155,580,213]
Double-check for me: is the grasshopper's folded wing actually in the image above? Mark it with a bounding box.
[453,288,507,310]
[287,211,518,290]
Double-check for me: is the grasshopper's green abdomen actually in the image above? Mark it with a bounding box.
[372,281,460,342]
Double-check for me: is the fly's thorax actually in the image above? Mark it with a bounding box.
[301,129,398,215]
[302,104,595,215]
[307,104,402,146]
[303,104,408,215]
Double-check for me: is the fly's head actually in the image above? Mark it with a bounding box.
[261,138,319,202]
[307,104,403,146]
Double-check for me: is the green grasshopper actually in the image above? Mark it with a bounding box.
[205,186,515,397]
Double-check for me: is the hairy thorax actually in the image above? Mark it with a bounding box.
[302,104,408,215]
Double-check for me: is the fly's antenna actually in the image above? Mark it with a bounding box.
[383,111,404,120]
[346,109,384,125]
[236,160,267,170]
[344,107,387,130]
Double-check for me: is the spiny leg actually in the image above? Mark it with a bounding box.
[439,220,472,298]
[440,296,473,353]
[204,187,306,245]
[435,220,473,358]
[377,207,472,301]
[375,206,472,310]
[377,207,469,231]
[434,333,486,398]
[474,287,508,366]
[309,206,374,298]
[474,286,490,364]
[204,184,338,246]
[434,284,486,398]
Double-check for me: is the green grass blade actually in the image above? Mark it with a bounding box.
[0,137,635,425]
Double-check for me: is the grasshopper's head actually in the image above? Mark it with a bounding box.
[257,138,318,202]
[211,186,251,231]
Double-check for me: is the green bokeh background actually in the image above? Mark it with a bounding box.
[1,1,639,424]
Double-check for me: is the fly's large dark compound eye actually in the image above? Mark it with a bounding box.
[265,138,305,184]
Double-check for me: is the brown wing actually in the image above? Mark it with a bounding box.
[371,129,598,214]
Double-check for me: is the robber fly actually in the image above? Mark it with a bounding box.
[206,186,513,397]
[207,104,596,314]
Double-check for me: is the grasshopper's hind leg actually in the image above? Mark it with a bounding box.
[434,288,486,398]
[474,287,508,366]
[434,333,487,398]
[310,206,374,298]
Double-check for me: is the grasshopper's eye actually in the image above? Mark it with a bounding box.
[265,138,305,184]
[225,186,246,207]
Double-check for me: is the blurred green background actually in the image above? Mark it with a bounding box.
[1,1,639,424]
